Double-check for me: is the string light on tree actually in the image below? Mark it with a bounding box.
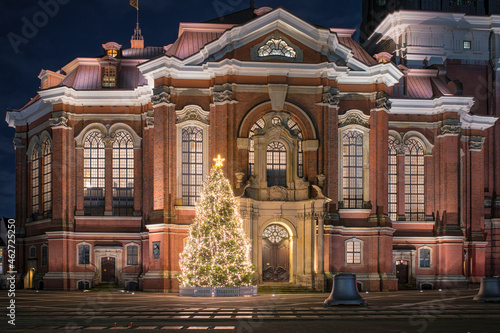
[178,155,254,287]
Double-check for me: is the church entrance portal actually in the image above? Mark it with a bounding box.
[262,224,289,282]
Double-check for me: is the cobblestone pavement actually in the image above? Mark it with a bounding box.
[2,289,500,332]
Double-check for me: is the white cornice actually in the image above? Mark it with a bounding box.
[140,58,401,87]
[38,85,152,107]
[6,99,51,127]
[390,96,474,115]
[390,96,497,130]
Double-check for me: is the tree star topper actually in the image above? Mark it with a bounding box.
[214,155,225,167]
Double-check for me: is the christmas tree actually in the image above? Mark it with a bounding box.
[178,155,254,287]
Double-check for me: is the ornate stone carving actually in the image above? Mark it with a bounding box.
[440,119,462,136]
[144,116,154,129]
[338,110,370,128]
[395,142,407,155]
[49,116,68,128]
[317,173,326,188]
[440,124,461,135]
[269,186,288,201]
[322,87,340,106]
[375,91,391,110]
[469,136,485,151]
[151,85,172,106]
[212,83,233,103]
[100,124,116,147]
[13,138,24,150]
[176,105,210,124]
[235,171,245,189]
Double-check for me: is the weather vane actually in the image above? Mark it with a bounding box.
[214,155,225,167]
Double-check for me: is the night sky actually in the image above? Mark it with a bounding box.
[0,0,362,218]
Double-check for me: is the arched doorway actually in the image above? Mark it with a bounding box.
[262,224,290,282]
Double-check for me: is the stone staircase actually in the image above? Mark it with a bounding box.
[257,282,320,294]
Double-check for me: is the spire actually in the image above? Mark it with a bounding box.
[131,23,144,48]
[130,1,144,48]
[250,0,255,9]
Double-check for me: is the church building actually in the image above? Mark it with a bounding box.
[5,3,500,292]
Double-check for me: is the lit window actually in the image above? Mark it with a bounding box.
[112,131,134,216]
[419,248,431,268]
[41,245,48,266]
[127,245,139,265]
[107,49,118,57]
[405,138,425,221]
[266,141,287,187]
[31,142,40,220]
[346,239,362,265]
[287,118,303,177]
[181,126,203,206]
[342,130,363,209]
[249,118,265,176]
[463,41,471,50]
[263,224,288,244]
[84,131,105,216]
[258,38,297,58]
[249,117,303,178]
[388,136,398,221]
[102,67,116,88]
[0,248,3,274]
[29,246,36,258]
[42,138,52,218]
[78,244,90,265]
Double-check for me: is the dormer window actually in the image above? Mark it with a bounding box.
[258,38,296,58]
[107,49,118,57]
[102,41,122,58]
[102,66,116,88]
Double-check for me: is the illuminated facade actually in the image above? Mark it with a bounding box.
[5,6,500,292]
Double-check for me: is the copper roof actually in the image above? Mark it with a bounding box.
[166,31,224,60]
[122,46,165,59]
[338,37,377,66]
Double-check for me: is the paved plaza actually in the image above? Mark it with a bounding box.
[1,288,500,332]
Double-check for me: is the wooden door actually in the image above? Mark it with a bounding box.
[262,224,289,282]
[396,261,408,285]
[101,257,115,283]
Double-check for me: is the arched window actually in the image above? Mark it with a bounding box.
[249,118,265,176]
[258,38,297,58]
[102,66,116,88]
[78,243,90,265]
[249,116,303,178]
[126,244,139,266]
[418,247,431,268]
[345,238,363,265]
[342,130,364,208]
[84,131,105,216]
[388,136,397,221]
[266,141,287,187]
[41,245,48,266]
[287,118,303,177]
[42,138,52,218]
[405,138,425,221]
[112,131,134,216]
[31,142,40,220]
[181,126,203,206]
